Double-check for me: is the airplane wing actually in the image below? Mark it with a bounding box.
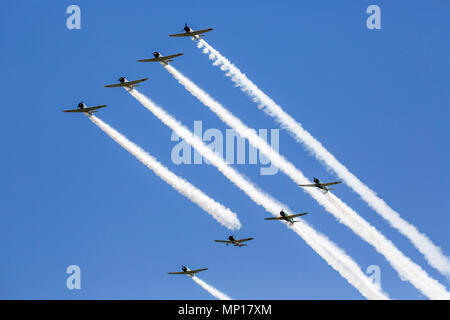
[186,268,208,275]
[298,184,317,187]
[321,181,343,187]
[285,213,308,219]
[137,53,183,62]
[63,105,107,113]
[187,28,213,36]
[168,32,188,38]
[169,28,213,37]
[264,217,284,220]
[62,108,85,113]
[160,53,184,60]
[83,105,107,112]
[214,240,232,244]
[168,271,189,275]
[104,78,148,88]
[235,238,254,243]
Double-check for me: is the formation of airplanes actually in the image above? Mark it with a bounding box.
[63,23,343,279]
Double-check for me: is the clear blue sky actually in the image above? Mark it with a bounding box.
[0,0,449,299]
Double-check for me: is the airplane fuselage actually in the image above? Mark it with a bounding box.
[78,103,92,113]
[280,211,295,224]
[77,103,95,115]
[181,265,195,277]
[118,77,136,90]
[285,217,295,224]
[226,236,238,246]
[185,25,201,40]
[152,51,171,65]
[313,178,329,192]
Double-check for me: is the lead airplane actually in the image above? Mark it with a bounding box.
[137,52,184,65]
[62,102,107,115]
[104,77,148,90]
[264,210,308,225]
[214,235,254,247]
[169,23,213,40]
[298,177,342,192]
[168,265,208,277]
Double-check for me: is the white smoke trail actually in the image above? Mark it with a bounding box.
[127,88,388,300]
[191,276,232,300]
[196,39,450,278]
[162,65,450,299]
[86,114,241,230]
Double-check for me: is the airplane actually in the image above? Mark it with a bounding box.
[167,265,208,277]
[137,52,184,65]
[169,23,213,40]
[214,235,254,247]
[62,102,107,115]
[264,210,308,225]
[104,77,148,90]
[298,177,342,192]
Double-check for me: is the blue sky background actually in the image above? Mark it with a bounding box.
[0,0,449,299]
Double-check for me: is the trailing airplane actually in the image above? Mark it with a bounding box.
[168,265,208,277]
[214,235,254,247]
[298,177,342,192]
[104,77,148,90]
[62,102,107,115]
[137,52,183,65]
[169,23,213,40]
[264,210,308,225]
